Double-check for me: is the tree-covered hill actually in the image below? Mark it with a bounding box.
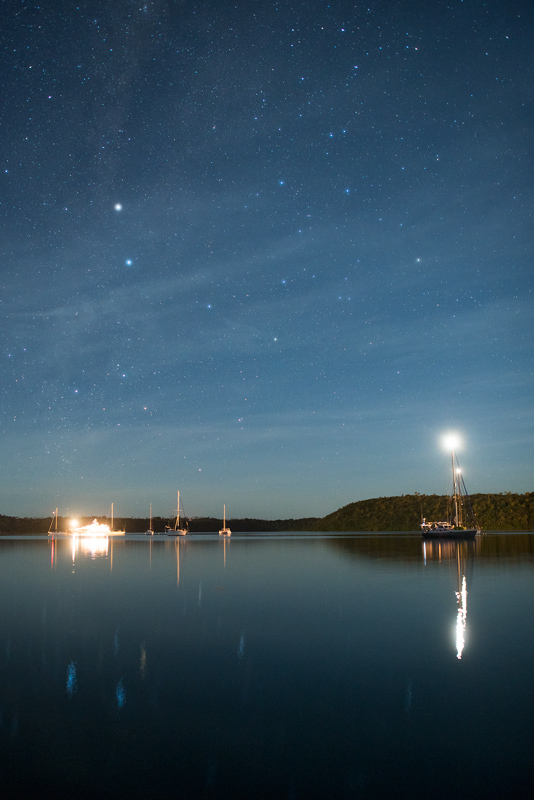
[314,492,533,532]
[1,494,532,534]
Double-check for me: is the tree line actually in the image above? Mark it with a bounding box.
[0,514,319,534]
[313,492,533,532]
[1,493,532,534]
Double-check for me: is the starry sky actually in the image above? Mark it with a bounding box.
[2,0,533,520]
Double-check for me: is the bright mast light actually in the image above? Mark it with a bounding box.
[442,432,462,452]
[441,432,462,527]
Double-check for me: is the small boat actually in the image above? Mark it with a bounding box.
[48,507,59,535]
[71,519,113,536]
[421,437,480,539]
[145,503,154,535]
[68,503,125,535]
[109,502,125,535]
[165,491,188,535]
[219,504,231,536]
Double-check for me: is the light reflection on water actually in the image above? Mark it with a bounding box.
[0,532,533,798]
[66,660,77,697]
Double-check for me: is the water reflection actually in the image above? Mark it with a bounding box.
[330,530,534,562]
[456,570,467,659]
[140,643,147,678]
[422,539,474,659]
[238,632,245,661]
[1,533,532,799]
[116,678,126,709]
[66,661,77,697]
[70,534,110,560]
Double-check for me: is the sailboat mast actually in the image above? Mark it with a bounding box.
[177,491,180,529]
[451,450,459,527]
[111,502,114,531]
[456,462,464,527]
[223,504,226,527]
[49,507,58,534]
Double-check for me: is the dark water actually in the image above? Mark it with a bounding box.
[1,532,533,799]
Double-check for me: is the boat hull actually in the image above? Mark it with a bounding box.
[422,527,478,539]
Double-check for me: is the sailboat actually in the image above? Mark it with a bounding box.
[219,504,231,536]
[165,491,188,535]
[145,503,154,535]
[48,507,59,535]
[421,437,480,539]
[108,502,125,535]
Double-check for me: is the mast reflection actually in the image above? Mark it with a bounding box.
[422,539,475,659]
[456,569,467,660]
[140,643,147,678]
[171,537,189,586]
[66,661,77,697]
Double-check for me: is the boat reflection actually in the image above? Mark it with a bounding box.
[71,534,110,560]
[116,678,126,709]
[423,539,475,659]
[140,643,147,678]
[456,565,467,659]
[66,661,77,697]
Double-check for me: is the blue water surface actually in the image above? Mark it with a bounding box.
[0,533,533,799]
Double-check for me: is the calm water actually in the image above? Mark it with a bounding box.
[1,532,533,799]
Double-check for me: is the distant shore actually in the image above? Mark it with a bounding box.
[1,492,532,534]
[0,515,319,535]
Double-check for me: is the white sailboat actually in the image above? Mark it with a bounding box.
[109,502,125,535]
[48,507,59,535]
[421,435,480,539]
[165,491,188,535]
[145,503,154,535]
[219,504,231,536]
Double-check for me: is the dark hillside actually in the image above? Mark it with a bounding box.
[314,492,533,532]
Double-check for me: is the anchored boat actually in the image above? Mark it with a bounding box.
[145,503,154,535]
[165,491,188,535]
[421,436,480,539]
[68,503,125,535]
[48,507,59,535]
[219,504,231,536]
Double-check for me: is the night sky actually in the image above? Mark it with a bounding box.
[2,0,532,520]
